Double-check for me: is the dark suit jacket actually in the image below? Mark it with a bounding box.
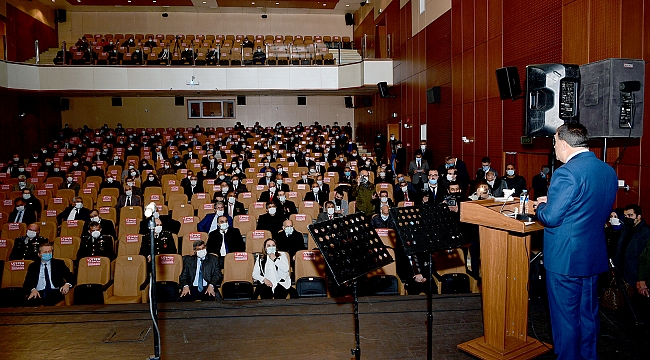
[303,191,326,206]
[56,206,91,225]
[536,151,618,276]
[179,254,223,288]
[8,209,37,225]
[256,213,284,234]
[206,228,245,255]
[82,219,116,239]
[23,258,76,292]
[183,183,205,199]
[272,230,306,258]
[316,212,342,223]
[115,194,142,209]
[258,190,278,203]
[59,181,81,196]
[225,201,246,218]
[276,200,298,219]
[394,188,420,204]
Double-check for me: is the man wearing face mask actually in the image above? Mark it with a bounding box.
[372,190,395,214]
[420,170,445,204]
[23,242,75,306]
[10,224,47,261]
[68,158,84,172]
[258,182,279,203]
[273,219,307,261]
[230,175,248,194]
[180,240,223,301]
[116,185,142,210]
[57,196,91,225]
[476,157,498,180]
[12,175,35,192]
[86,162,105,180]
[157,160,176,178]
[83,209,116,239]
[351,170,376,215]
[438,156,470,193]
[531,165,551,200]
[485,170,506,198]
[207,216,245,260]
[140,218,177,261]
[198,201,232,234]
[77,221,115,260]
[257,203,284,235]
[258,168,276,186]
[19,189,42,217]
[304,182,327,206]
[8,197,36,226]
[59,172,81,196]
[142,173,162,190]
[124,176,143,198]
[613,204,650,292]
[99,175,123,196]
[418,141,433,166]
[296,170,314,186]
[273,175,291,193]
[371,205,395,229]
[275,190,298,220]
[121,161,141,183]
[502,163,527,197]
[182,175,205,200]
[408,151,429,186]
[316,201,342,223]
[394,180,420,204]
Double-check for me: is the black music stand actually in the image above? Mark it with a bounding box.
[308,213,394,360]
[389,204,467,360]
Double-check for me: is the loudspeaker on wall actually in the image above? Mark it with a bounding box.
[175,96,184,106]
[237,96,246,106]
[378,82,391,98]
[345,96,353,108]
[345,13,354,26]
[426,87,440,104]
[111,97,122,107]
[55,9,66,23]
[495,66,522,100]
[297,96,307,106]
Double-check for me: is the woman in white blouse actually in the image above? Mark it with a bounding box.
[253,238,291,299]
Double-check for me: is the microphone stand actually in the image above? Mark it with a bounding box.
[148,212,161,360]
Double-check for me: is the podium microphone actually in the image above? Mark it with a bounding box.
[145,200,161,360]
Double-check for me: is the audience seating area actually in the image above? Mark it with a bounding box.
[56,34,352,66]
[0,121,477,307]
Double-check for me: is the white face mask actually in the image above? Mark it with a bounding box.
[91,230,101,238]
[91,216,100,223]
[148,177,154,181]
[446,175,454,181]
[22,194,31,200]
[284,227,294,235]
[67,177,74,182]
[380,197,388,203]
[26,230,37,238]
[327,207,335,215]
[266,246,276,255]
[610,217,621,226]
[313,187,319,193]
[381,214,390,221]
[278,196,286,202]
[75,202,83,209]
[216,210,224,216]
[190,180,197,186]
[127,182,135,187]
[219,222,228,230]
[268,207,277,215]
[232,180,239,186]
[125,190,133,196]
[506,169,515,176]
[196,249,207,259]
[92,166,97,171]
[107,178,114,183]
[154,225,163,234]
[401,186,408,192]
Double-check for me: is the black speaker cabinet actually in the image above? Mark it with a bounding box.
[378,82,390,98]
[426,86,441,104]
[297,96,307,106]
[60,98,70,111]
[174,96,184,106]
[111,97,122,107]
[55,9,66,23]
[579,58,644,138]
[236,95,246,106]
[345,96,353,108]
[525,63,580,137]
[495,66,522,100]
[362,96,372,107]
[345,13,354,26]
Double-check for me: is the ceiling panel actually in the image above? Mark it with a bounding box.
[65,0,195,6]
[63,0,339,9]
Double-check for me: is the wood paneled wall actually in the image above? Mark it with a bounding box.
[354,0,650,208]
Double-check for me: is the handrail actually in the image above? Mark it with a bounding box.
[34,40,40,65]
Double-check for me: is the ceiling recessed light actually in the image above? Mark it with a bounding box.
[276,2,279,4]
[346,4,350,6]
[323,3,326,6]
[203,1,206,3]
[251,1,255,4]
[153,0,156,2]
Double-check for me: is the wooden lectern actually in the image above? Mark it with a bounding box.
[457,200,552,360]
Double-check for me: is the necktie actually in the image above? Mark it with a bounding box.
[417,161,421,170]
[329,215,333,220]
[229,204,233,217]
[315,194,319,203]
[126,196,131,206]
[404,191,409,201]
[15,210,23,223]
[197,258,204,292]
[43,263,52,298]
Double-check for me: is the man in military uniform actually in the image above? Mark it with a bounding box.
[9,223,48,262]
[77,221,115,260]
[140,218,177,262]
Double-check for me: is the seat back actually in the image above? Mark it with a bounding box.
[100,187,120,199]
[1,222,26,240]
[433,248,475,294]
[222,252,254,283]
[57,189,76,203]
[99,206,117,224]
[245,230,271,253]
[0,238,14,261]
[294,250,327,280]
[121,206,143,220]
[1,260,33,289]
[181,232,207,256]
[77,256,111,285]
[375,228,398,248]
[233,214,254,235]
[299,201,320,219]
[289,213,312,234]
[60,220,85,238]
[47,197,69,212]
[117,234,142,257]
[53,236,81,260]
[171,203,194,221]
[155,254,183,282]
[178,216,199,239]
[112,255,147,297]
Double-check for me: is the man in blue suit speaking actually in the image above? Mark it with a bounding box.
[535,123,618,360]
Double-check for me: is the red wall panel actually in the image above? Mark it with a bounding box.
[5,4,58,62]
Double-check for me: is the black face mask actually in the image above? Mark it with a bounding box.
[624,217,636,226]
